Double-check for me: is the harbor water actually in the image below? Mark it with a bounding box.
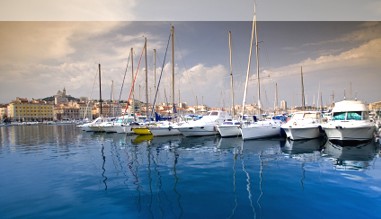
[1,124,381,218]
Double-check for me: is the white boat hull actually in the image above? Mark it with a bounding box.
[282,126,321,140]
[149,126,181,136]
[102,125,117,133]
[177,125,218,137]
[217,125,241,137]
[241,121,281,140]
[105,124,135,134]
[323,123,375,141]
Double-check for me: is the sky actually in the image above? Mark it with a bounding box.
[0,0,380,109]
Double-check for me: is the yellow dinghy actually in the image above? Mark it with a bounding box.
[132,127,152,135]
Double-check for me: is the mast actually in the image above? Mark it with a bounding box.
[98,63,103,116]
[274,82,278,112]
[144,37,149,119]
[196,95,198,112]
[301,66,305,110]
[241,3,256,117]
[110,80,114,116]
[171,25,175,113]
[153,49,157,112]
[131,48,135,118]
[254,3,261,116]
[228,31,235,117]
[178,89,181,108]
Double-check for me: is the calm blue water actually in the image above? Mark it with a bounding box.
[1,125,381,219]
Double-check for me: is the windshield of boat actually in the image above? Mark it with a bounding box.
[333,111,363,120]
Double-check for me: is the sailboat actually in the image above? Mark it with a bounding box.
[217,31,242,138]
[79,63,107,132]
[239,2,283,140]
[132,26,181,137]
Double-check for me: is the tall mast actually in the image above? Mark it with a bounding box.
[254,2,261,116]
[178,89,181,107]
[98,63,103,116]
[153,49,157,112]
[241,2,257,117]
[274,82,278,112]
[111,80,114,116]
[131,48,135,118]
[301,66,305,110]
[228,31,235,116]
[144,37,149,119]
[110,80,114,101]
[171,25,175,113]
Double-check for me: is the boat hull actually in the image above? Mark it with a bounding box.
[177,125,218,137]
[241,121,281,140]
[282,126,321,140]
[149,127,181,136]
[217,125,241,137]
[323,124,375,141]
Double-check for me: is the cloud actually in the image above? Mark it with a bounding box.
[0,22,124,65]
[0,0,137,21]
[264,38,381,81]
[177,64,229,106]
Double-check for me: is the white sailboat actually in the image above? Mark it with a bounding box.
[177,110,231,137]
[133,26,181,137]
[217,31,241,137]
[240,2,282,141]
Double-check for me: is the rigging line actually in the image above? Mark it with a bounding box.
[124,42,146,114]
[151,32,172,119]
[154,50,171,104]
[84,66,99,120]
[118,53,131,103]
[175,34,197,105]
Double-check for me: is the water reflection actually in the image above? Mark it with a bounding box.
[179,135,219,149]
[281,137,326,155]
[323,140,379,170]
[2,125,381,218]
[0,125,82,154]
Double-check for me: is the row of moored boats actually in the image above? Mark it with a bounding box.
[77,99,380,143]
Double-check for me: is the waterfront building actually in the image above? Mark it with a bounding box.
[77,101,93,121]
[369,101,381,111]
[0,104,8,121]
[7,98,54,122]
[93,101,124,118]
[54,102,81,121]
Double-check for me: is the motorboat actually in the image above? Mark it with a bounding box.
[217,119,241,137]
[281,111,322,140]
[132,120,181,136]
[177,110,231,137]
[102,115,135,134]
[322,100,376,141]
[77,117,104,132]
[147,121,181,136]
[88,117,115,132]
[240,119,282,140]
